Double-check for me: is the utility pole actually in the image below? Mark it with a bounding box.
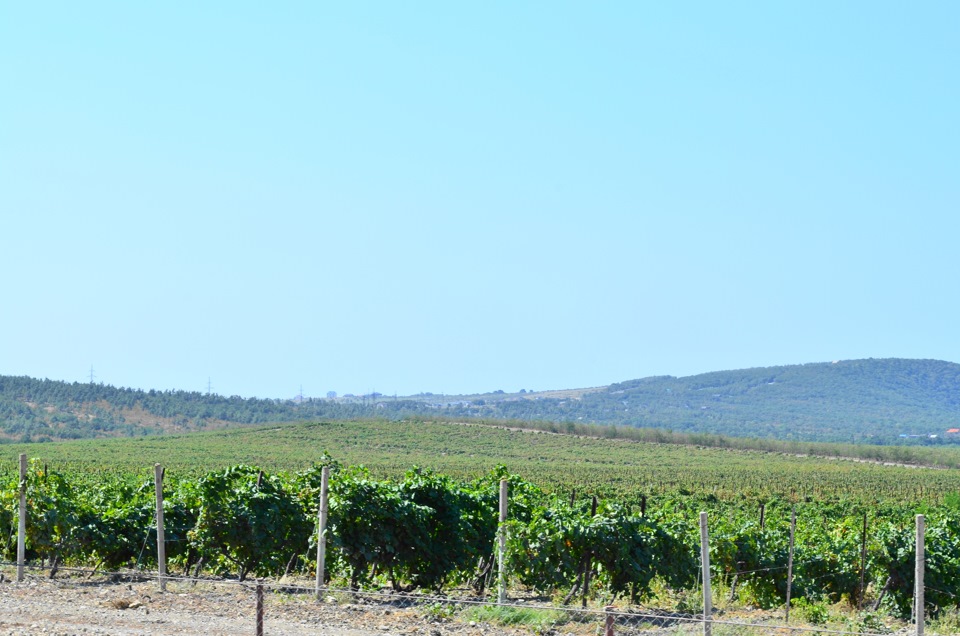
[207,377,212,395]
[89,365,96,384]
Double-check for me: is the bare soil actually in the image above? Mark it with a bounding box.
[0,574,567,636]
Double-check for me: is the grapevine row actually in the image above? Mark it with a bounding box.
[1,459,957,618]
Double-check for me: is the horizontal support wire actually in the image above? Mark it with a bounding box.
[0,561,894,635]
[723,564,789,575]
[926,586,960,600]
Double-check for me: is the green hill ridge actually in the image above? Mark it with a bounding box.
[1,358,958,444]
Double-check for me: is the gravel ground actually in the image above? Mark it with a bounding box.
[0,574,576,636]
[0,572,919,636]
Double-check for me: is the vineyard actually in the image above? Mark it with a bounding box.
[3,453,960,632]
[6,419,960,504]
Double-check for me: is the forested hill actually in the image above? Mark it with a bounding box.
[2,358,959,444]
[444,358,960,444]
[0,376,435,442]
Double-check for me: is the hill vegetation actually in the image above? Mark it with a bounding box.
[2,358,959,445]
[446,358,960,444]
[6,419,960,504]
[8,431,960,619]
[5,418,960,619]
[5,364,960,626]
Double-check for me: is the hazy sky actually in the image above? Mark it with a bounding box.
[2,3,957,398]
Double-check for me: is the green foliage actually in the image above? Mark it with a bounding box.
[591,506,697,601]
[792,597,830,625]
[507,498,697,602]
[0,469,18,558]
[711,516,790,608]
[321,465,500,591]
[325,466,431,588]
[9,419,960,507]
[506,500,585,592]
[19,461,82,566]
[845,611,892,634]
[399,467,496,589]
[465,604,568,630]
[791,512,863,605]
[5,442,960,619]
[189,465,311,580]
[70,476,155,569]
[872,511,960,617]
[4,358,960,446]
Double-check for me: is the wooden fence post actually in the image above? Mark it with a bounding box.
[916,514,924,636]
[858,511,868,610]
[315,465,330,600]
[604,605,616,636]
[17,454,26,583]
[498,478,508,604]
[582,495,598,608]
[785,506,796,623]
[700,512,712,636]
[155,464,166,591]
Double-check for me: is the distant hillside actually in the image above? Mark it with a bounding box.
[1,358,959,444]
[0,376,433,442]
[443,358,960,444]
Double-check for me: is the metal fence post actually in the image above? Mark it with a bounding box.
[256,583,264,636]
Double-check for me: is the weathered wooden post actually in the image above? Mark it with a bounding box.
[700,512,712,636]
[498,478,508,604]
[858,511,868,610]
[315,465,330,600]
[604,605,616,636]
[785,506,796,623]
[582,495,598,608]
[155,464,166,591]
[916,514,925,636]
[17,453,27,582]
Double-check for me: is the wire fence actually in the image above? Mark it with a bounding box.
[4,457,955,635]
[0,560,924,636]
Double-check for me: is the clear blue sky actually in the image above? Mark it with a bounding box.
[2,3,957,398]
